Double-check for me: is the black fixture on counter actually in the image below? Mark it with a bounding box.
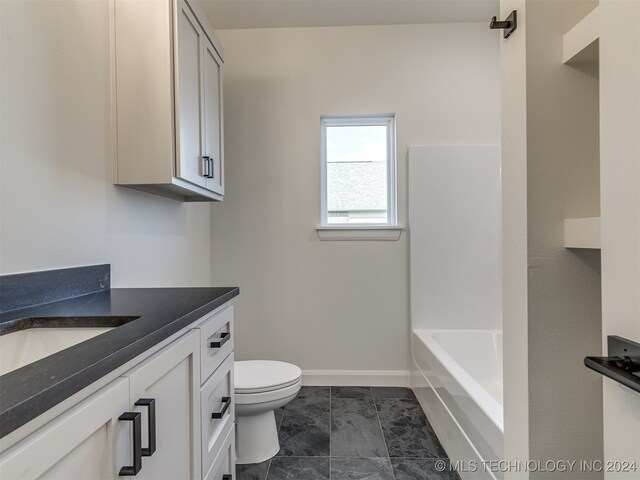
[490,10,517,39]
[584,336,640,394]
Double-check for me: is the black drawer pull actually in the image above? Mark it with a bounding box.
[212,397,232,419]
[135,398,157,457]
[210,331,231,349]
[222,475,233,480]
[119,412,142,476]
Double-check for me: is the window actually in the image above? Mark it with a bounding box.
[320,114,396,227]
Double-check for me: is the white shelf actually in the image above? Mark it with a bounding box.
[564,217,601,249]
[563,7,599,64]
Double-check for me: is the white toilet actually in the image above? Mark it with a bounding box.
[234,360,302,464]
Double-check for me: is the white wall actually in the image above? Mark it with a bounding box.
[501,0,603,477]
[499,1,530,476]
[525,1,603,477]
[409,145,502,332]
[599,1,640,476]
[0,0,213,287]
[212,23,500,379]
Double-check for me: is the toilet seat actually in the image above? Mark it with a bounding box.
[234,378,302,405]
[235,360,302,394]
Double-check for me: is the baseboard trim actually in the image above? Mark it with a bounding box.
[409,371,428,388]
[301,370,411,387]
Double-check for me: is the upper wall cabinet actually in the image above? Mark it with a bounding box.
[112,0,224,202]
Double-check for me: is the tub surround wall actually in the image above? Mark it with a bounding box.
[408,145,502,332]
[0,0,213,287]
[212,23,500,381]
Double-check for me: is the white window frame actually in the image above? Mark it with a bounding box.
[320,114,397,229]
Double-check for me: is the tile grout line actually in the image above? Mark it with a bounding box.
[263,458,272,480]
[250,387,424,480]
[372,394,397,480]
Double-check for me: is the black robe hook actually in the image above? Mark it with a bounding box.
[490,10,517,39]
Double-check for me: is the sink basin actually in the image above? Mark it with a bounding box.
[0,316,139,376]
[0,327,113,376]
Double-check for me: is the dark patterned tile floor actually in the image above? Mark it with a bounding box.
[236,386,460,480]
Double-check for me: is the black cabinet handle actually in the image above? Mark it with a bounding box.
[212,397,232,419]
[119,412,142,476]
[203,156,214,179]
[203,156,211,178]
[222,475,233,480]
[210,331,230,349]
[135,398,157,457]
[209,157,215,179]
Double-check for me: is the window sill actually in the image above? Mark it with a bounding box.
[315,225,403,241]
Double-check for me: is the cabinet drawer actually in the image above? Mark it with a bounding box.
[197,306,234,384]
[201,353,234,476]
[204,425,235,480]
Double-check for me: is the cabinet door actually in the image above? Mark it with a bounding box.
[176,0,206,188]
[203,39,224,196]
[124,331,201,480]
[0,378,130,480]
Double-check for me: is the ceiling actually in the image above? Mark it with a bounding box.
[196,0,499,30]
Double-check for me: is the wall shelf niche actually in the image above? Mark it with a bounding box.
[564,217,601,249]
[563,6,600,64]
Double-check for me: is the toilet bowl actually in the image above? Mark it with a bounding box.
[234,360,302,464]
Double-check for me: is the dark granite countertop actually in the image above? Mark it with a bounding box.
[0,287,239,438]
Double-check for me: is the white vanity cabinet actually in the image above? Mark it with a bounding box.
[0,378,130,479]
[113,0,224,202]
[0,305,236,480]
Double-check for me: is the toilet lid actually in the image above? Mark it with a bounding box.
[235,360,302,394]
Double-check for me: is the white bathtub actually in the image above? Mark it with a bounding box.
[412,329,503,480]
